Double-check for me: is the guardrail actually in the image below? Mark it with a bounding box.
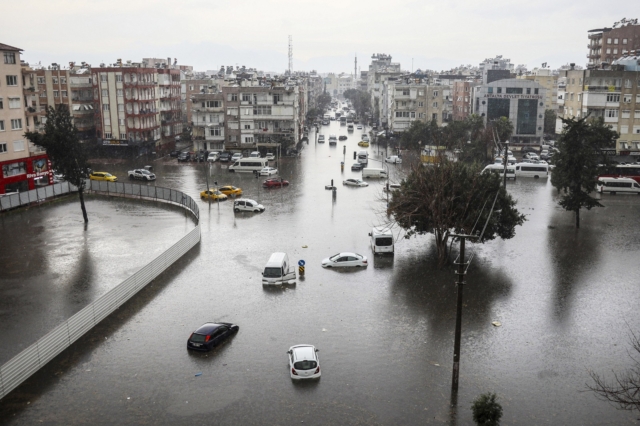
[0,181,200,400]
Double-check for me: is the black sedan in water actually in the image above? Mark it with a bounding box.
[187,322,239,351]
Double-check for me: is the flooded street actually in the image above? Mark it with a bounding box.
[2,119,640,425]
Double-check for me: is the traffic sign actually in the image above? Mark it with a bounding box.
[298,259,305,266]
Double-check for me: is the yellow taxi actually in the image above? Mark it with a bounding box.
[218,185,243,197]
[358,141,369,147]
[200,189,228,201]
[89,172,118,182]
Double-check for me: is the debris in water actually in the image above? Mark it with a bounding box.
[302,245,308,248]
[195,372,202,377]
[492,321,502,327]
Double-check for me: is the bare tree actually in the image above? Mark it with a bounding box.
[586,329,640,414]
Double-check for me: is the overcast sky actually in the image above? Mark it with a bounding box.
[3,0,636,74]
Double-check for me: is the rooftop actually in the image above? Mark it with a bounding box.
[0,42,23,52]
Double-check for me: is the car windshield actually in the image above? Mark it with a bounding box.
[293,360,317,370]
[264,267,282,278]
[329,253,341,261]
[375,237,393,246]
[190,333,206,343]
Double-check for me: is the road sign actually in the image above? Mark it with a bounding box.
[298,259,305,266]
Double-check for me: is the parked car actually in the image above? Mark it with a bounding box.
[250,151,261,158]
[318,135,325,143]
[338,135,348,141]
[260,167,278,176]
[362,134,369,142]
[200,189,228,201]
[343,179,369,187]
[128,169,156,181]
[263,178,290,188]
[170,150,180,158]
[322,120,329,125]
[194,152,206,162]
[351,163,364,171]
[218,185,243,197]
[288,345,321,380]
[385,155,402,164]
[321,252,368,268]
[358,141,369,147]
[266,152,276,160]
[178,152,190,162]
[357,125,363,130]
[89,172,117,182]
[234,198,265,212]
[207,152,220,162]
[219,152,231,162]
[187,322,239,351]
[231,153,243,162]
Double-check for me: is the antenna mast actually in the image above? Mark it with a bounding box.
[288,35,293,75]
[354,54,357,86]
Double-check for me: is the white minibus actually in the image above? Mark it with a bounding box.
[229,158,269,172]
[597,177,640,195]
[514,163,549,179]
[482,164,516,180]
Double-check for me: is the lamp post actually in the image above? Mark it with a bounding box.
[502,141,509,188]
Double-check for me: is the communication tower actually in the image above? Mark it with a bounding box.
[288,35,293,75]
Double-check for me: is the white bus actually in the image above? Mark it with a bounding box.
[482,164,516,180]
[514,163,549,179]
[597,177,640,195]
[229,158,269,172]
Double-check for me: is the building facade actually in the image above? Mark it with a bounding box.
[587,19,640,68]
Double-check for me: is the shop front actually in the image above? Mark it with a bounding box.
[0,154,51,195]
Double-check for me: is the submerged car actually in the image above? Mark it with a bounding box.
[218,185,243,197]
[187,322,239,351]
[385,156,402,164]
[89,172,118,182]
[351,163,364,171]
[263,178,289,188]
[343,179,369,187]
[288,344,321,380]
[358,141,369,147]
[338,135,348,141]
[200,189,228,201]
[321,252,368,268]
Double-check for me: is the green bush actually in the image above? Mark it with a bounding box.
[471,392,503,426]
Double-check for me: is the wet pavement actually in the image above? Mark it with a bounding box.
[2,111,640,424]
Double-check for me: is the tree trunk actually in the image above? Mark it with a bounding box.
[78,187,89,223]
[575,208,580,229]
[434,229,450,268]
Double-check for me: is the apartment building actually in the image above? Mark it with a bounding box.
[561,58,640,156]
[367,54,403,126]
[516,68,559,114]
[387,78,445,132]
[0,43,50,195]
[473,78,546,145]
[452,80,475,121]
[587,19,640,68]
[157,67,182,145]
[191,91,225,152]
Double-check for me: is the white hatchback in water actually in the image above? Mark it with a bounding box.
[288,345,321,380]
[259,167,278,176]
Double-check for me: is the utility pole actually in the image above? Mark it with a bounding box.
[502,141,509,188]
[288,35,293,76]
[450,234,476,395]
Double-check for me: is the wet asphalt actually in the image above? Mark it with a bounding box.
[1,114,640,425]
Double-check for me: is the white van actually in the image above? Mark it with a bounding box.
[369,227,394,255]
[515,163,549,179]
[362,168,388,178]
[482,164,516,180]
[357,151,368,164]
[262,252,296,285]
[597,177,640,195]
[229,158,269,172]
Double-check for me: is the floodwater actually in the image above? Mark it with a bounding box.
[2,111,640,425]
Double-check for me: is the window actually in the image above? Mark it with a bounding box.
[52,77,58,84]
[614,38,618,44]
[104,132,112,139]
[244,124,251,129]
[488,87,493,94]
[273,94,281,104]
[506,88,523,94]
[118,118,125,126]
[497,87,502,93]
[253,105,271,115]
[11,119,22,130]
[570,93,574,101]
[607,38,612,44]
[103,104,110,111]
[0,120,4,131]
[100,74,107,82]
[101,89,108,97]
[606,48,611,54]
[526,88,531,94]
[625,79,632,88]
[203,101,221,108]
[624,94,632,103]
[418,90,424,96]
[622,110,630,118]
[9,97,20,108]
[13,140,24,151]
[209,128,221,136]
[613,49,618,54]
[410,112,416,118]
[118,104,124,111]
[37,77,45,84]
[241,93,252,103]
[432,113,438,120]
[623,38,628,45]
[0,143,6,153]
[117,89,123,97]
[231,93,238,101]
[620,125,629,134]
[6,75,17,86]
[3,52,16,64]
[433,91,438,96]
[433,102,438,108]
[606,93,620,102]
[244,136,254,143]
[418,102,424,107]
[62,90,67,97]
[53,91,59,98]
[115,74,122,82]
[605,109,618,118]
[402,90,409,95]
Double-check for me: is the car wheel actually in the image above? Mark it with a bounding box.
[129,175,133,180]
[234,208,240,212]
[254,209,260,212]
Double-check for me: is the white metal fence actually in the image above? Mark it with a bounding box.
[0,181,201,400]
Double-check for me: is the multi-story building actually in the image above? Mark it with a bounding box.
[561,58,640,156]
[587,19,640,68]
[516,68,558,115]
[386,77,446,132]
[191,90,225,152]
[367,54,402,126]
[472,78,546,146]
[68,65,96,141]
[452,80,475,121]
[157,67,182,145]
[479,56,514,84]
[1,43,50,195]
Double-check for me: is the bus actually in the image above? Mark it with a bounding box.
[482,164,516,180]
[340,116,347,125]
[598,163,640,184]
[514,163,549,179]
[229,158,269,172]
